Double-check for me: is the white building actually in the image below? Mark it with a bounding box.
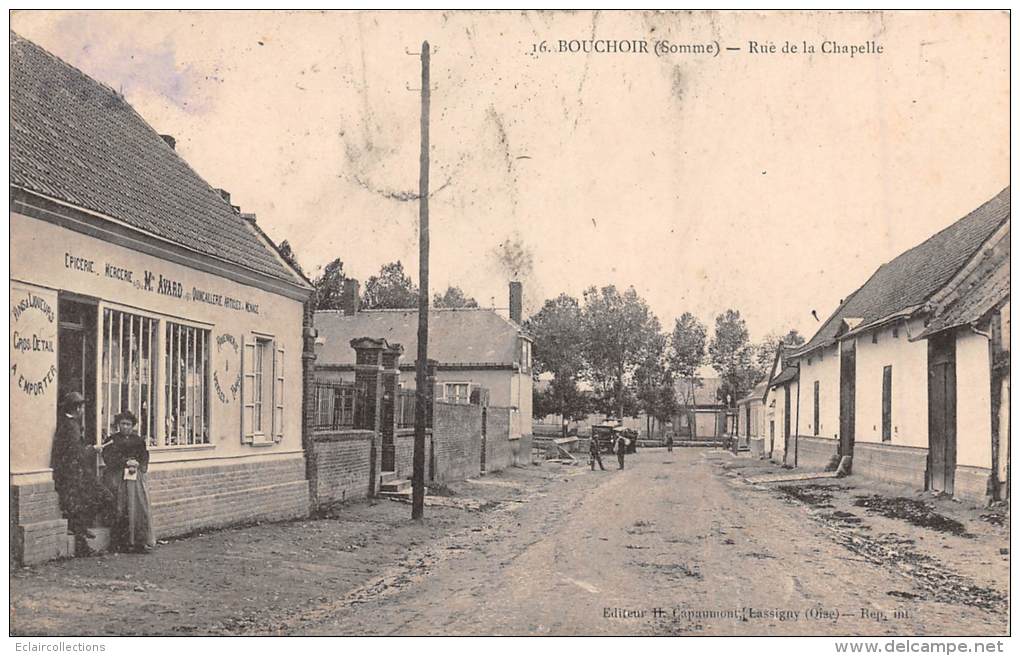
[784,188,1009,502]
[10,34,314,564]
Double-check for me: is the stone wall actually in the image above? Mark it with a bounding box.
[850,441,928,489]
[10,481,71,564]
[954,465,993,504]
[792,435,839,470]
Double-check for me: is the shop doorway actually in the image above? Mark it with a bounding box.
[57,296,98,445]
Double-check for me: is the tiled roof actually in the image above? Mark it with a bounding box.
[738,381,769,405]
[792,187,1010,356]
[315,308,525,366]
[918,223,1010,338]
[9,32,306,287]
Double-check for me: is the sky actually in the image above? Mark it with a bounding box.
[10,10,1009,344]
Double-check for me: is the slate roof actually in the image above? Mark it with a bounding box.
[792,187,1010,357]
[9,32,306,287]
[315,309,526,367]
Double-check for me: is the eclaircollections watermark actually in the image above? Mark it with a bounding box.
[14,643,106,653]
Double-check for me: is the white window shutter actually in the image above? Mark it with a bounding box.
[241,337,256,444]
[273,344,285,443]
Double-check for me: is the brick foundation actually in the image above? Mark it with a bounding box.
[792,435,839,470]
[10,480,71,565]
[147,456,310,537]
[953,465,993,504]
[850,441,928,489]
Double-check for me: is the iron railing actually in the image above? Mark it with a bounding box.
[313,381,363,431]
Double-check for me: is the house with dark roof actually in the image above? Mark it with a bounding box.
[314,282,534,476]
[782,187,1009,502]
[10,33,314,564]
[762,344,800,464]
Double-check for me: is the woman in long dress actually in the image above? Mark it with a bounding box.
[101,411,155,553]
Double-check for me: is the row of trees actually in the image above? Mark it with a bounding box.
[278,242,478,311]
[528,286,804,430]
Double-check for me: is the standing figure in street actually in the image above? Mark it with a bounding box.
[613,431,630,470]
[99,411,155,553]
[589,434,605,471]
[51,392,114,556]
[666,432,674,453]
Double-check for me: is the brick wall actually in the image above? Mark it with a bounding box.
[392,429,434,481]
[310,430,374,506]
[432,402,482,483]
[485,406,513,473]
[147,456,310,537]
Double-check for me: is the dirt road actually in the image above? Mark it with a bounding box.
[11,448,1008,636]
[297,449,1008,636]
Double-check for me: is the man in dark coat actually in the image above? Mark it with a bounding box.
[589,433,605,471]
[51,391,113,555]
[613,431,630,470]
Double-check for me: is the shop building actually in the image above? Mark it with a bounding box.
[10,34,314,564]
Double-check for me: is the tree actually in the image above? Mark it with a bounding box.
[311,257,348,311]
[277,240,306,278]
[361,261,419,309]
[753,329,807,385]
[433,286,479,309]
[527,294,588,428]
[579,285,662,420]
[667,312,708,437]
[708,309,756,407]
[634,332,677,438]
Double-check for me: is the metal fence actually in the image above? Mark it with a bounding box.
[314,381,363,431]
[397,388,417,429]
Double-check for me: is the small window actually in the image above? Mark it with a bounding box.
[444,382,470,404]
[882,365,892,442]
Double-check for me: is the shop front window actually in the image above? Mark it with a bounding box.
[164,322,210,446]
[101,309,158,443]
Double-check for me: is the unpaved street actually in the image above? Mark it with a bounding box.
[298,449,1008,636]
[11,449,1009,636]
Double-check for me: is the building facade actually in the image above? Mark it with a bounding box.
[784,187,1010,502]
[10,34,313,564]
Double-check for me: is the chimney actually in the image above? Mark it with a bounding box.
[509,281,523,324]
[160,134,176,150]
[215,188,231,204]
[241,212,257,224]
[341,279,361,316]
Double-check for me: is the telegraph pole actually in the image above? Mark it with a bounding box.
[411,41,431,520]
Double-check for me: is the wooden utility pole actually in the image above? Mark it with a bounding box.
[411,41,431,520]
